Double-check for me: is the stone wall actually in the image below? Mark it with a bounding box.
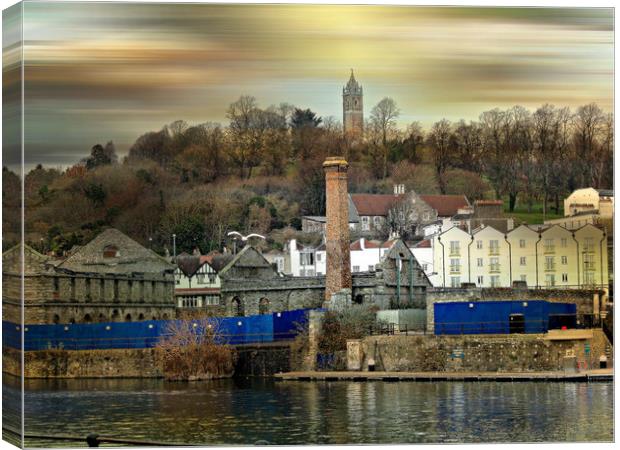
[3,271,175,324]
[355,330,612,373]
[426,287,599,332]
[3,346,162,378]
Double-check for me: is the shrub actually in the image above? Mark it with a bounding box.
[155,319,236,381]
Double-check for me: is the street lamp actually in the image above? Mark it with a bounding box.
[172,234,177,258]
[148,237,153,249]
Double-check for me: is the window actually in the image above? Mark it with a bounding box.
[449,241,460,256]
[103,245,119,258]
[208,273,217,283]
[373,216,382,227]
[362,216,370,231]
[584,237,594,252]
[562,273,568,283]
[316,253,322,262]
[450,276,461,288]
[561,238,567,248]
[561,256,568,265]
[545,256,555,271]
[197,274,205,284]
[353,265,360,272]
[489,240,499,255]
[477,275,484,285]
[476,240,483,250]
[422,264,428,271]
[300,252,314,266]
[519,239,526,248]
[520,257,526,266]
[175,272,182,285]
[490,275,500,287]
[450,259,460,273]
[544,238,555,253]
[583,253,594,271]
[584,271,595,286]
[490,257,500,272]
[477,258,483,267]
[545,274,555,287]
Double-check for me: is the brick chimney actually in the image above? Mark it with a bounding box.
[323,157,352,301]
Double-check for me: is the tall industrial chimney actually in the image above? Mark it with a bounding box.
[323,157,352,302]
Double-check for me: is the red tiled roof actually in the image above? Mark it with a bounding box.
[350,239,381,251]
[420,194,470,217]
[415,239,432,248]
[474,200,503,206]
[381,239,397,249]
[350,194,403,216]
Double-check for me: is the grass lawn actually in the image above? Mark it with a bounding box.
[502,198,564,226]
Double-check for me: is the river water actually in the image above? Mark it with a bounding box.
[3,377,614,446]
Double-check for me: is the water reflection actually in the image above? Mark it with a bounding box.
[3,377,613,446]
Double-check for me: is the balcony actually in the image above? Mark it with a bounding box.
[544,245,555,254]
[583,262,595,271]
[489,264,501,273]
[544,264,556,272]
[449,249,461,257]
[488,248,500,256]
[582,246,595,253]
[449,266,461,274]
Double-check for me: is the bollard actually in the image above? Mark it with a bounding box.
[86,434,100,447]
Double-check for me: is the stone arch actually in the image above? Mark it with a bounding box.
[69,318,76,324]
[138,313,145,321]
[98,313,106,323]
[259,297,270,315]
[83,314,92,323]
[231,296,243,316]
[152,316,157,321]
[354,294,363,305]
[111,309,120,321]
[163,313,169,320]
[52,314,60,324]
[125,313,132,322]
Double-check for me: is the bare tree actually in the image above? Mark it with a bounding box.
[370,97,400,178]
[427,119,453,194]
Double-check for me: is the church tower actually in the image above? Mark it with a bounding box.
[343,69,363,140]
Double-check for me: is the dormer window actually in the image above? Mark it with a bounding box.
[103,245,120,258]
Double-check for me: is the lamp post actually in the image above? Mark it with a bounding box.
[172,234,176,258]
[148,237,153,249]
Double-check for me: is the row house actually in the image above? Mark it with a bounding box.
[434,223,609,293]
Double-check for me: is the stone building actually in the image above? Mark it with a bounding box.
[2,228,176,324]
[343,69,363,140]
[219,240,431,317]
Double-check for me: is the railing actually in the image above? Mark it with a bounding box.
[488,248,500,256]
[449,266,461,274]
[545,264,556,271]
[583,262,595,270]
[489,264,501,273]
[449,249,461,257]
[544,245,555,254]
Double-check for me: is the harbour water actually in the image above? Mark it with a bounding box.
[3,377,614,446]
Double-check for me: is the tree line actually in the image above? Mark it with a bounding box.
[3,95,612,256]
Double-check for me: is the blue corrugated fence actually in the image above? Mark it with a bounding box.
[2,308,312,351]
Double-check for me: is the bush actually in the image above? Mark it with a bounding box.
[155,319,236,381]
[317,305,380,354]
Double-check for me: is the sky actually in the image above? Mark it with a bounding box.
[2,3,614,169]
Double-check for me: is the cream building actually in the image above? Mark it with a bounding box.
[434,224,608,293]
[564,187,614,218]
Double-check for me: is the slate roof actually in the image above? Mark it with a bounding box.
[597,189,614,197]
[55,228,174,274]
[419,194,470,217]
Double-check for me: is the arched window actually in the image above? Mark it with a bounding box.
[83,314,92,323]
[111,309,120,321]
[232,297,243,317]
[138,313,145,321]
[103,245,119,258]
[125,314,132,322]
[53,314,60,324]
[259,298,270,315]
